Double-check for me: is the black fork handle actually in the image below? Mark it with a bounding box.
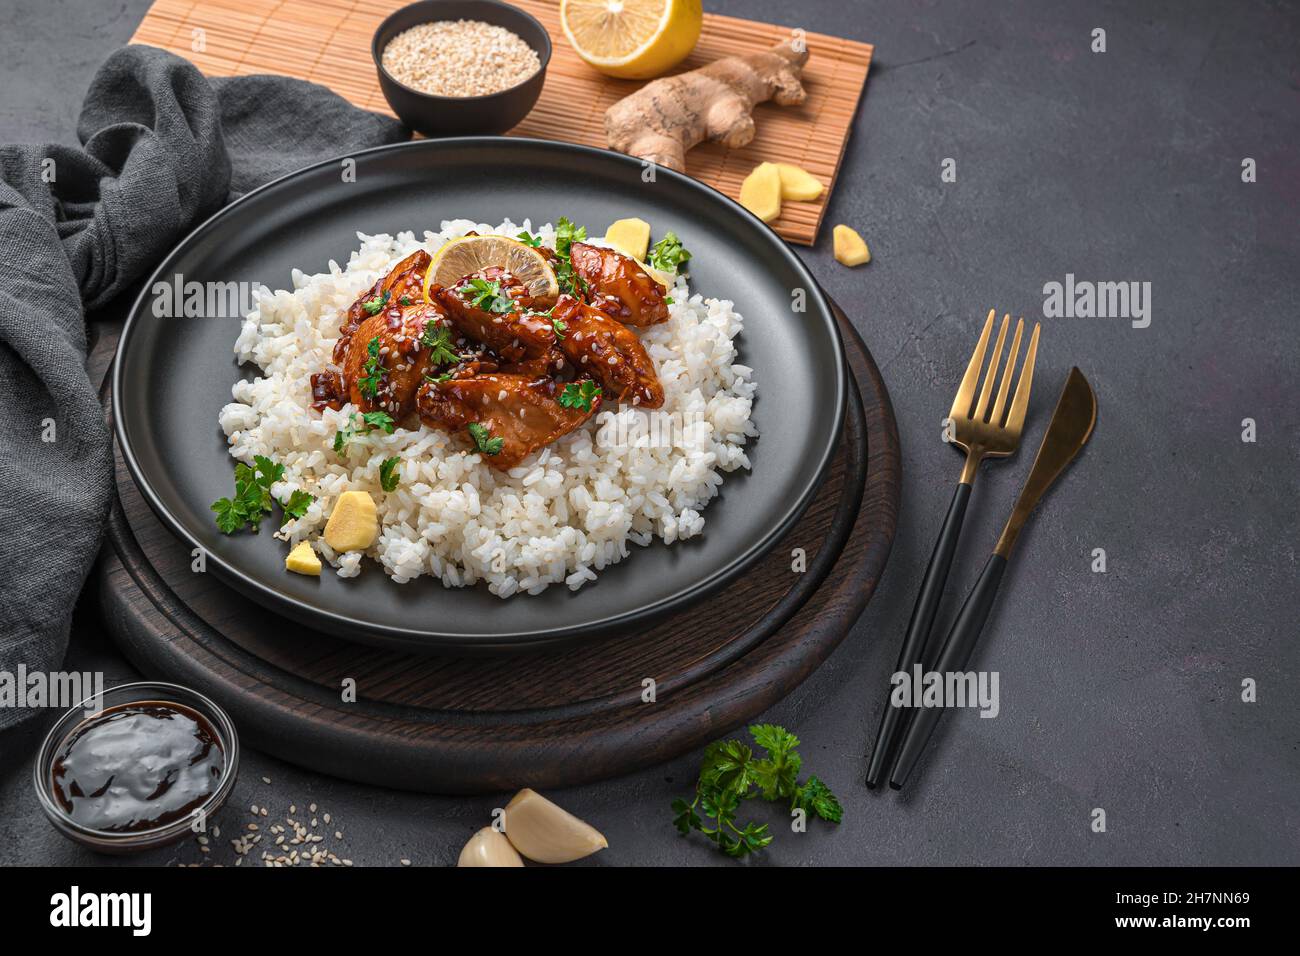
[888,552,1008,790]
[865,481,972,788]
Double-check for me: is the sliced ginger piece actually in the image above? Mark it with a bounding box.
[604,218,651,261]
[833,224,871,266]
[775,163,824,201]
[739,162,782,222]
[285,540,322,576]
[323,490,378,553]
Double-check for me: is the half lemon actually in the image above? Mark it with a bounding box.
[560,0,703,80]
[425,235,559,305]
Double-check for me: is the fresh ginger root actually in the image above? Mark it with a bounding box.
[604,39,810,172]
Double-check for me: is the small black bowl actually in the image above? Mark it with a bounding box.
[373,0,552,136]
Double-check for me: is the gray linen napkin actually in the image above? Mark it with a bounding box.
[0,45,407,728]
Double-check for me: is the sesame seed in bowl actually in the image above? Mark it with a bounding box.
[382,19,542,98]
[371,1,553,136]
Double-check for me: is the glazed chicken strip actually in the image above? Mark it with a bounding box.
[334,249,431,364]
[431,267,557,363]
[340,303,452,419]
[552,295,665,409]
[416,373,596,470]
[569,241,670,327]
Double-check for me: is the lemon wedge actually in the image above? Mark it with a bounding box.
[560,0,703,80]
[425,235,559,305]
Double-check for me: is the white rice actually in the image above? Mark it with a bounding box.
[219,219,757,596]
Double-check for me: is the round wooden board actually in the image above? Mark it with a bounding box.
[98,304,900,794]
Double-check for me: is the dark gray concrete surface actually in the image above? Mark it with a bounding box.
[0,0,1296,867]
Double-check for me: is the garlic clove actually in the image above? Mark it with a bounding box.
[457,826,525,867]
[502,789,608,864]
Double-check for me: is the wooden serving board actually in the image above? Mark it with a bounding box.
[128,0,872,245]
[96,304,899,793]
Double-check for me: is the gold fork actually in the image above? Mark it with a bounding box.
[950,309,1040,484]
[865,309,1040,788]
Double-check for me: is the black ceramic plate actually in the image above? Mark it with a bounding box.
[113,139,846,652]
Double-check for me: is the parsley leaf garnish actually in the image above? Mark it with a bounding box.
[421,320,462,364]
[559,380,601,412]
[792,775,844,824]
[648,231,691,273]
[332,421,355,456]
[281,490,314,520]
[379,456,401,492]
[358,336,383,398]
[252,454,285,488]
[211,497,244,534]
[671,724,840,858]
[334,411,396,457]
[362,289,390,315]
[551,316,567,339]
[515,230,543,248]
[458,278,513,313]
[554,216,587,257]
[555,258,585,297]
[210,455,313,533]
[361,410,395,433]
[466,422,504,456]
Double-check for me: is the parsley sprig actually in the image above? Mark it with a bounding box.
[362,289,390,315]
[459,277,513,313]
[559,380,601,412]
[333,410,395,457]
[520,218,588,296]
[379,456,401,492]
[358,336,384,398]
[421,320,463,365]
[466,422,504,456]
[671,724,842,858]
[648,231,691,274]
[211,455,314,534]
[554,216,587,257]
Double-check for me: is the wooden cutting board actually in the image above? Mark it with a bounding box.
[97,304,900,793]
[129,0,872,245]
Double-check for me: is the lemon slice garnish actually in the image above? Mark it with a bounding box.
[424,235,559,305]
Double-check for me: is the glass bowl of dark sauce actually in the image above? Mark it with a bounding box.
[34,682,239,853]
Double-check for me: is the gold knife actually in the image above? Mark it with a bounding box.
[888,367,1098,789]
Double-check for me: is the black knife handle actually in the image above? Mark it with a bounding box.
[888,552,1008,790]
[865,482,972,788]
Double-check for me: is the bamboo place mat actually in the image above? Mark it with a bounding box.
[130,0,872,245]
